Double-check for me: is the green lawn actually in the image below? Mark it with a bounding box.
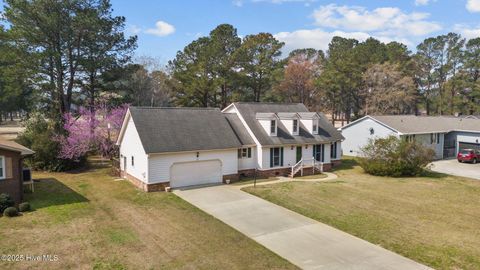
[243,158,480,270]
[0,162,296,270]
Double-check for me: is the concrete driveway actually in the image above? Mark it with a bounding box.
[174,185,431,270]
[430,159,480,180]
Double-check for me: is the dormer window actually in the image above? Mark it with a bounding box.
[312,120,318,134]
[270,120,277,135]
[292,119,299,135]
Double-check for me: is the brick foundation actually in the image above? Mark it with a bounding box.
[238,169,256,178]
[322,163,332,171]
[222,173,240,183]
[331,159,341,167]
[120,171,169,192]
[257,167,291,178]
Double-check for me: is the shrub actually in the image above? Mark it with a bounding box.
[0,193,14,212]
[3,207,18,217]
[359,136,435,177]
[16,112,85,171]
[18,202,31,212]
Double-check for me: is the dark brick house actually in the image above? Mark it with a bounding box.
[0,140,34,204]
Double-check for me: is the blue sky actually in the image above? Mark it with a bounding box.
[3,0,480,64]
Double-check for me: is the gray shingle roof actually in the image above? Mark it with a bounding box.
[0,140,34,156]
[256,112,278,119]
[224,114,255,146]
[297,112,318,119]
[129,107,243,153]
[234,102,344,146]
[276,112,299,119]
[370,115,480,134]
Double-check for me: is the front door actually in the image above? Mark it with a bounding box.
[296,146,302,162]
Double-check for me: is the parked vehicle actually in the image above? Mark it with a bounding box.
[457,149,480,163]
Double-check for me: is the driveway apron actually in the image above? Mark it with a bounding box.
[174,184,432,270]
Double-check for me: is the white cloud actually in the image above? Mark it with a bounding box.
[454,24,480,40]
[233,0,314,6]
[253,0,316,3]
[312,4,441,36]
[145,21,175,37]
[415,0,430,6]
[466,0,480,12]
[127,25,141,35]
[274,28,411,54]
[232,0,243,7]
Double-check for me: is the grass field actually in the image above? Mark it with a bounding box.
[243,158,480,270]
[0,162,296,270]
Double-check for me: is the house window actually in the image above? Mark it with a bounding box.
[437,133,440,144]
[293,119,298,134]
[270,120,277,135]
[313,144,325,162]
[270,147,283,167]
[0,156,4,179]
[430,133,440,144]
[330,142,337,159]
[312,120,318,134]
[131,156,134,167]
[238,148,252,159]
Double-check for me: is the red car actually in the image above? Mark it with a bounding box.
[457,149,480,164]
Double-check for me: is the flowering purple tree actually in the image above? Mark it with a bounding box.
[57,104,128,160]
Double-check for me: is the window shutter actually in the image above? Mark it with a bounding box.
[321,145,325,162]
[280,147,284,166]
[5,157,13,179]
[247,148,251,158]
[270,148,273,168]
[238,149,241,158]
[313,144,316,159]
[334,142,337,158]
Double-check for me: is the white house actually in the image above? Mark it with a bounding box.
[340,115,480,159]
[116,102,344,191]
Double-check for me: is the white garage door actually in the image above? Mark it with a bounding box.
[170,160,222,188]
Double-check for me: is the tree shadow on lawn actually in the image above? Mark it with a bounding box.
[421,169,450,179]
[25,178,89,209]
[65,160,111,175]
[332,157,358,172]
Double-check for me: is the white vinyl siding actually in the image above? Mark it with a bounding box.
[238,147,257,170]
[148,149,237,184]
[299,117,319,135]
[279,118,299,135]
[258,119,275,136]
[341,118,399,156]
[403,133,444,159]
[119,118,149,182]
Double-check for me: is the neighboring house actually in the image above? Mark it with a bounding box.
[340,115,480,159]
[116,103,343,191]
[0,140,34,204]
